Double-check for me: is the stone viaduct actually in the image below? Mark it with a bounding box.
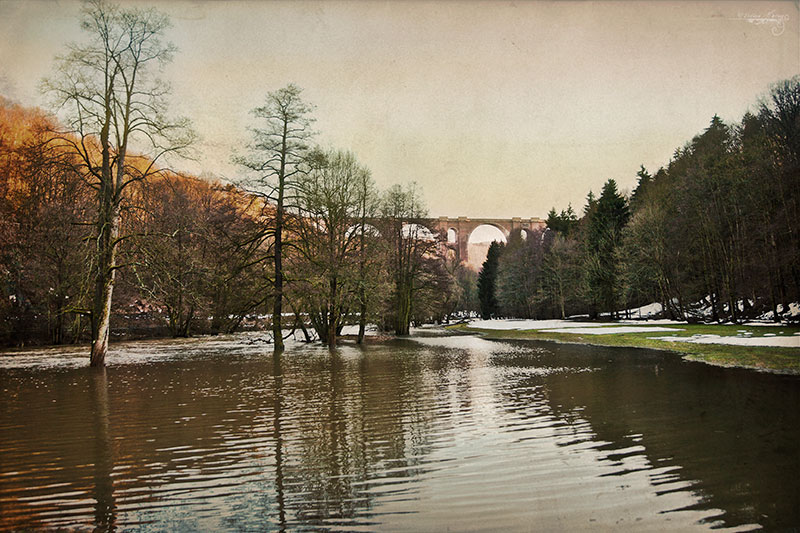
[431,216,547,266]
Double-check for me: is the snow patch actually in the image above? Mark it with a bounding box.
[468,319,798,346]
[468,319,682,334]
[469,319,609,331]
[617,300,800,323]
[339,324,378,336]
[547,326,684,335]
[650,334,800,348]
[757,302,800,321]
[618,318,686,326]
[622,302,664,319]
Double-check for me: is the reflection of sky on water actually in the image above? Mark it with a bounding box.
[1,331,795,531]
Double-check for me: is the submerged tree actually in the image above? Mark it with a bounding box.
[293,149,378,347]
[352,161,383,343]
[43,0,193,366]
[379,183,437,335]
[236,84,315,352]
[130,176,205,338]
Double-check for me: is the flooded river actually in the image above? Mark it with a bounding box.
[1,331,798,531]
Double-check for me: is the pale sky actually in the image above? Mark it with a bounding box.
[1,0,798,218]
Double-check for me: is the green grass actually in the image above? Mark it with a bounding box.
[448,322,800,374]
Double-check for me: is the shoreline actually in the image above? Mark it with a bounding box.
[3,324,799,376]
[449,323,800,375]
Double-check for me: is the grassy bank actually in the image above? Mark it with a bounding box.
[449,323,800,374]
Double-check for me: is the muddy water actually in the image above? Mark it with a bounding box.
[0,332,798,531]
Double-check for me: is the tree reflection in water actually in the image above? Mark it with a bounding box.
[271,352,286,531]
[0,334,797,531]
[90,368,115,531]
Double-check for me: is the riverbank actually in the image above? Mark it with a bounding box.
[449,320,800,374]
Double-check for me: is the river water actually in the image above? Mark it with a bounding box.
[0,330,798,531]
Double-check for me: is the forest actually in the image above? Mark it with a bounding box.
[1,2,797,363]
[0,1,480,362]
[0,92,476,352]
[478,77,800,324]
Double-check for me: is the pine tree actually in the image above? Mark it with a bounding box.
[546,204,578,235]
[585,179,630,317]
[629,165,652,213]
[477,241,503,319]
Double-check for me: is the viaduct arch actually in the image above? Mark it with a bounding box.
[432,216,547,268]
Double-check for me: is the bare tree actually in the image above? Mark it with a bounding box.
[379,183,437,335]
[0,101,94,346]
[129,176,206,338]
[293,149,377,347]
[354,160,383,344]
[42,0,193,366]
[235,84,314,352]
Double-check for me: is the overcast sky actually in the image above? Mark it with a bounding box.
[1,0,798,218]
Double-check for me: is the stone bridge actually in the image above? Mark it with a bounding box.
[431,216,546,267]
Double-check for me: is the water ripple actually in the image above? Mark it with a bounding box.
[0,332,794,530]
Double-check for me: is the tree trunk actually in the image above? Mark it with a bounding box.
[273,203,284,352]
[180,306,194,337]
[90,203,120,367]
[357,242,367,344]
[328,277,338,348]
[90,269,115,366]
[357,196,369,344]
[357,290,367,344]
[293,312,312,342]
[328,321,337,347]
[396,282,412,336]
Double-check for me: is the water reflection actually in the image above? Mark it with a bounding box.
[542,344,800,529]
[272,352,286,531]
[0,333,797,531]
[91,368,115,531]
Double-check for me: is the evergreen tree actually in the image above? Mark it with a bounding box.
[585,179,630,317]
[758,77,800,308]
[477,241,503,319]
[546,204,578,235]
[629,165,652,213]
[583,191,597,216]
[496,230,542,318]
[546,208,559,230]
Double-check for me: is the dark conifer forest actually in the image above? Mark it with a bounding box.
[479,78,800,323]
